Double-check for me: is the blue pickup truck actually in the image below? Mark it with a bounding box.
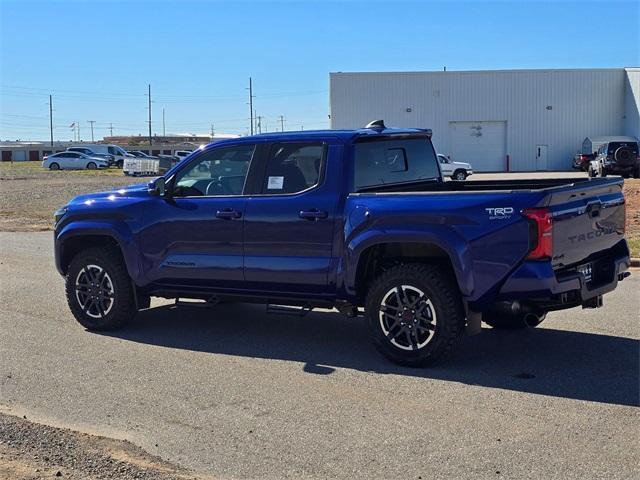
[53,122,631,366]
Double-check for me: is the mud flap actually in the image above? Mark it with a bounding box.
[465,308,482,335]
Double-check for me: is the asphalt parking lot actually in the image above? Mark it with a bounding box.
[0,231,638,479]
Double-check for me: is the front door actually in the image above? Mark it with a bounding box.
[139,143,256,289]
[536,145,548,170]
[243,142,337,296]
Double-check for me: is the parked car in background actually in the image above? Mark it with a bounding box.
[588,138,640,178]
[67,147,115,166]
[128,150,159,159]
[75,144,131,168]
[157,155,178,173]
[572,152,596,171]
[43,151,109,170]
[437,154,473,180]
[174,150,193,161]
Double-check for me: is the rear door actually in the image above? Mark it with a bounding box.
[243,141,338,295]
[60,152,78,169]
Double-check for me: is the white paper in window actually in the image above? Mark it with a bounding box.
[267,176,284,190]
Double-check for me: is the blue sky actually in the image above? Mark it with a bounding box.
[1,0,638,140]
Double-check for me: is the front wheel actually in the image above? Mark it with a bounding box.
[49,162,60,171]
[86,162,97,170]
[365,264,466,367]
[65,247,136,330]
[452,170,467,181]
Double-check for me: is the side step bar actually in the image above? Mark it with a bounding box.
[266,304,314,317]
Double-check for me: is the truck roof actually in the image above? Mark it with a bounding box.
[202,127,430,148]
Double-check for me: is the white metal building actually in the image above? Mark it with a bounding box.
[330,68,640,172]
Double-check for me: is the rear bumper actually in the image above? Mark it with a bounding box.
[496,241,630,309]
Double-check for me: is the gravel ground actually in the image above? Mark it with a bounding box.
[0,162,147,231]
[0,412,208,480]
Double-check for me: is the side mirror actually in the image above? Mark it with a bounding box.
[149,177,166,197]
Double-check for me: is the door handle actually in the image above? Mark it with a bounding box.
[299,209,328,221]
[216,209,242,219]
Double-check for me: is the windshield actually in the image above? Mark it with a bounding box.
[354,137,439,190]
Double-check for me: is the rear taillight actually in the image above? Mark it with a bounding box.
[523,207,553,260]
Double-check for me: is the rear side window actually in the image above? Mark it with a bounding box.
[354,138,438,190]
[262,143,324,194]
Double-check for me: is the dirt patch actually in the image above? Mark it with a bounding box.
[0,162,146,232]
[0,412,211,480]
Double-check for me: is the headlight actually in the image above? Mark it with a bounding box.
[54,207,68,225]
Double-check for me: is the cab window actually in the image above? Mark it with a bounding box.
[262,143,324,194]
[173,145,255,197]
[354,138,438,191]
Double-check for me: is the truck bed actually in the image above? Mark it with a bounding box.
[356,176,610,194]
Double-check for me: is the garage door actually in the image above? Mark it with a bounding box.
[449,121,506,172]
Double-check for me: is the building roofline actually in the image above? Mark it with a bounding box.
[330,67,638,76]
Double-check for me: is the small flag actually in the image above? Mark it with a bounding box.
[69,122,75,128]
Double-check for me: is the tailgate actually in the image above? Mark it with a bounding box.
[548,178,625,269]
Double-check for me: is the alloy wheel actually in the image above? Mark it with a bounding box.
[378,285,437,351]
[75,264,115,319]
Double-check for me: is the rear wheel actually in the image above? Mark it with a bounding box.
[65,247,136,330]
[86,162,97,170]
[365,263,465,367]
[482,311,546,329]
[452,170,467,181]
[49,162,60,171]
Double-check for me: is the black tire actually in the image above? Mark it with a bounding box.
[49,162,60,171]
[116,160,124,168]
[365,263,465,367]
[588,165,597,177]
[452,170,467,181]
[482,311,546,329]
[86,162,97,170]
[65,246,136,330]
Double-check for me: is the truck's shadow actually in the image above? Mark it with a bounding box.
[100,303,639,407]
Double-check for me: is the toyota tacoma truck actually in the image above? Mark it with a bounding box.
[53,121,631,366]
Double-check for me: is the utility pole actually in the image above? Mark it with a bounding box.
[279,115,285,132]
[147,84,152,146]
[248,77,254,135]
[88,121,96,141]
[256,116,262,134]
[109,123,113,136]
[49,95,53,147]
[77,121,80,142]
[162,108,166,137]
[210,123,214,138]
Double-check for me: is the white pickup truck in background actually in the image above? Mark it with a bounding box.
[437,153,473,180]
